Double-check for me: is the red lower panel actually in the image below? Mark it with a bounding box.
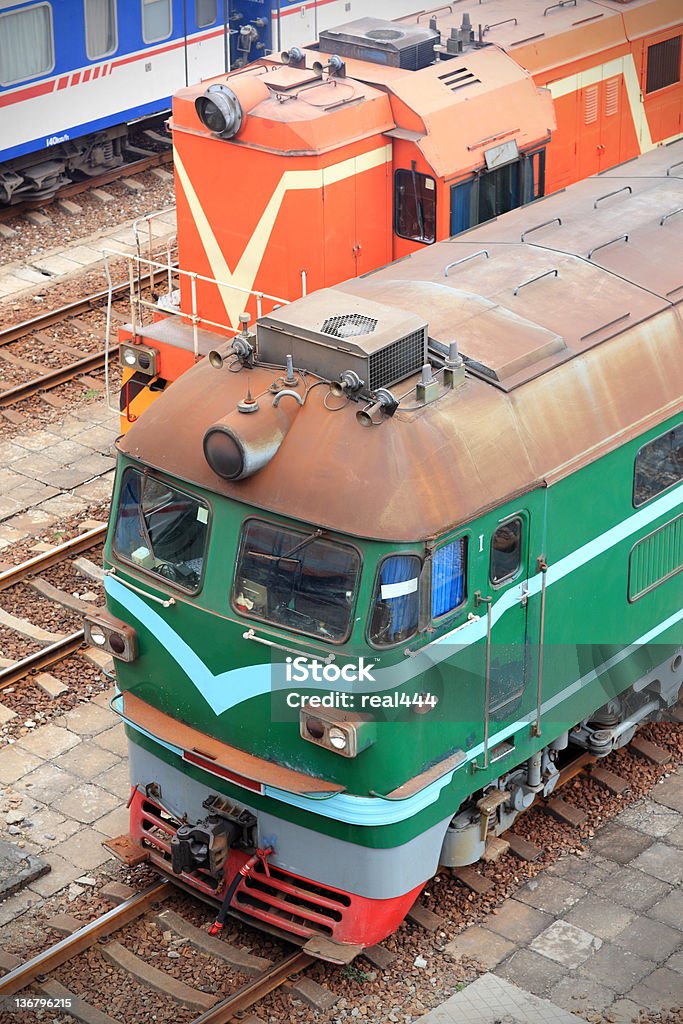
[130,789,425,947]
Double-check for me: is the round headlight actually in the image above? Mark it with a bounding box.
[203,426,245,481]
[123,349,137,367]
[195,85,243,139]
[328,727,348,751]
[90,629,107,646]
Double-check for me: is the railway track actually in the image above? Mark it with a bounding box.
[0,268,168,408]
[0,148,173,226]
[0,524,107,690]
[0,880,315,1024]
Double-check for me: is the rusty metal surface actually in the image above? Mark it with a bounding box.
[120,144,683,541]
[0,881,171,997]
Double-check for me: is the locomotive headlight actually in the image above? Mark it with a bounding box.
[299,711,375,758]
[83,610,137,663]
[195,84,243,139]
[119,343,158,377]
[328,727,348,751]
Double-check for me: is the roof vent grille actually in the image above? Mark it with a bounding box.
[369,328,425,391]
[321,313,378,338]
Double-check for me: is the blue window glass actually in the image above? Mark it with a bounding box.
[370,554,421,646]
[431,538,467,618]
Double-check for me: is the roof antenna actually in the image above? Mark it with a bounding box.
[238,379,259,413]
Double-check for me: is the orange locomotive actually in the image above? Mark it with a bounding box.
[116,0,682,425]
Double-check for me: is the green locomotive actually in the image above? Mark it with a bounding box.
[89,142,683,956]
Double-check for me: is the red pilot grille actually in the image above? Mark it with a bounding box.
[233,860,351,938]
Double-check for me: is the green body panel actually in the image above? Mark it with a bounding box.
[107,410,682,850]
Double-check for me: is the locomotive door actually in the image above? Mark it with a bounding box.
[576,64,624,178]
[484,513,531,738]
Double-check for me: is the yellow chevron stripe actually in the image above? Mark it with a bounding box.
[174,144,392,328]
[547,54,682,153]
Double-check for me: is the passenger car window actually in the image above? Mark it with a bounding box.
[85,0,117,59]
[490,518,523,585]
[114,468,209,593]
[234,520,360,642]
[634,425,683,507]
[395,169,436,244]
[431,538,467,618]
[142,0,172,43]
[0,4,54,86]
[196,0,217,28]
[370,554,421,646]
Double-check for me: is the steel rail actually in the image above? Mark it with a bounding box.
[0,348,116,407]
[0,630,86,690]
[0,265,166,348]
[0,524,107,592]
[190,951,315,1024]
[0,881,172,996]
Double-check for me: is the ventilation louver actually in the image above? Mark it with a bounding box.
[257,288,428,396]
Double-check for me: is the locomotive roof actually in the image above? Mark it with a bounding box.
[119,143,683,542]
[390,0,678,77]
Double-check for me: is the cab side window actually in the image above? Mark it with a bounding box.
[395,169,436,244]
[431,538,467,618]
[633,424,683,507]
[370,554,421,646]
[490,518,522,585]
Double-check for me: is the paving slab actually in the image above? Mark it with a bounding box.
[607,997,648,1024]
[513,876,586,915]
[93,761,130,799]
[0,888,41,927]
[55,740,119,780]
[14,762,80,803]
[587,821,656,864]
[0,746,44,786]
[563,895,636,941]
[28,850,82,897]
[494,948,567,999]
[22,806,80,847]
[444,926,516,970]
[31,254,83,276]
[93,725,127,757]
[618,799,681,838]
[651,771,683,813]
[17,723,80,759]
[529,920,602,969]
[549,975,616,1016]
[52,828,112,871]
[630,840,683,884]
[485,900,553,945]
[61,702,117,736]
[668,950,683,975]
[597,864,672,912]
[577,944,656,991]
[612,915,682,960]
[52,783,120,824]
[0,839,50,898]
[647,890,683,930]
[626,966,683,1008]
[92,804,131,839]
[547,854,613,890]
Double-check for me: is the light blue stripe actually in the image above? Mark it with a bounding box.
[113,607,683,827]
[104,482,683,711]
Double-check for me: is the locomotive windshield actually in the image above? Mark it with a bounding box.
[233,519,360,642]
[113,468,209,594]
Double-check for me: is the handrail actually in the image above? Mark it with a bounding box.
[444,249,490,276]
[660,207,683,227]
[544,0,575,14]
[513,268,558,296]
[666,160,683,177]
[593,185,632,209]
[521,217,562,241]
[587,234,629,261]
[484,17,517,32]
